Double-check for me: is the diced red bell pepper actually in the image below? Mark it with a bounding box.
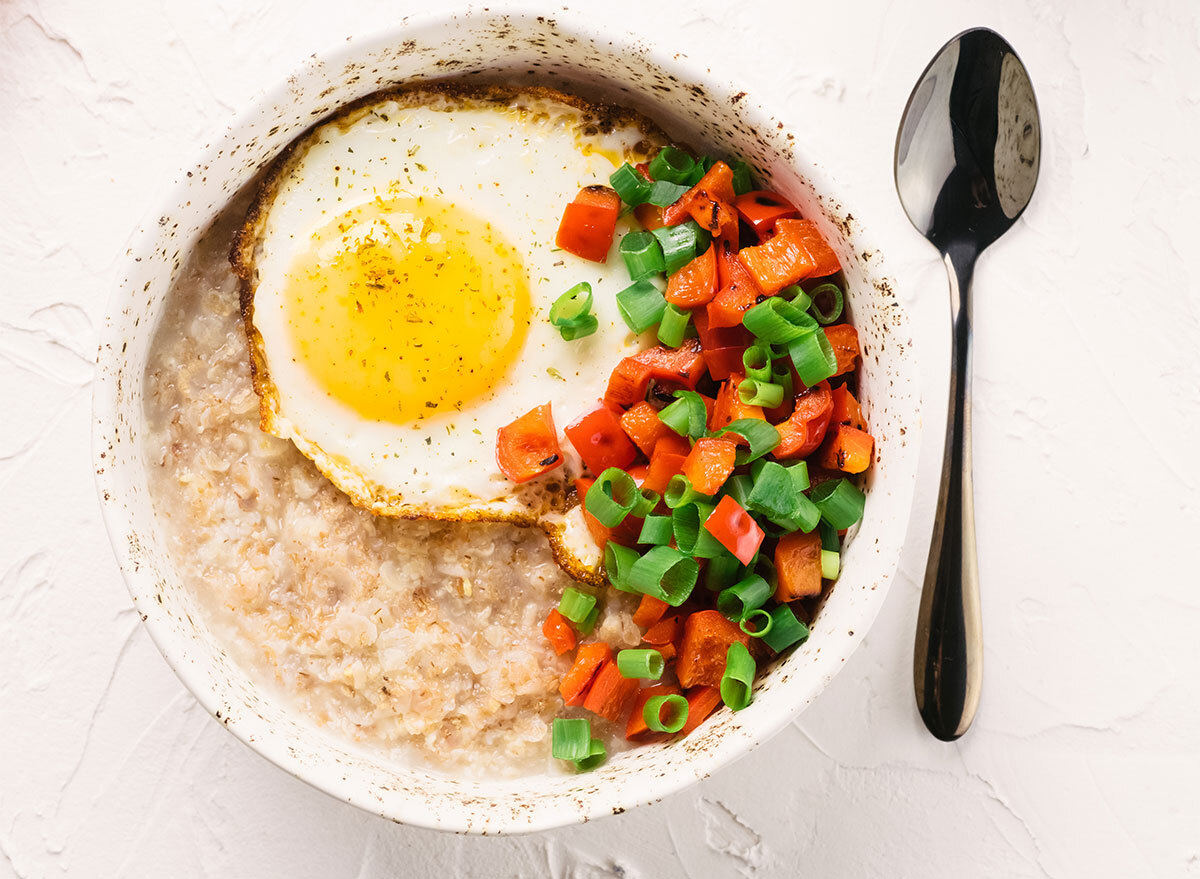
[693,304,752,350]
[816,424,874,474]
[565,403,638,474]
[703,496,765,564]
[632,337,708,390]
[496,403,563,483]
[543,608,577,655]
[619,401,674,457]
[829,385,866,430]
[556,185,621,262]
[733,190,800,239]
[775,530,824,602]
[665,245,718,308]
[662,161,738,236]
[643,433,692,494]
[709,374,765,434]
[823,324,860,375]
[772,381,833,460]
[681,436,738,495]
[604,357,653,408]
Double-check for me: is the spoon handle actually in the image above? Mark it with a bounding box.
[914,247,983,741]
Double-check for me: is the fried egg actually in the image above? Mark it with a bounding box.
[232,85,666,581]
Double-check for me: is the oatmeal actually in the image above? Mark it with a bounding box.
[143,210,640,777]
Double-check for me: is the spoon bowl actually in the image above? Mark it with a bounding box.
[894,28,1040,741]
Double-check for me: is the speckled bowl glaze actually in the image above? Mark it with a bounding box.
[93,9,920,834]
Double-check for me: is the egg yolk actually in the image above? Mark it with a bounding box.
[283,196,532,423]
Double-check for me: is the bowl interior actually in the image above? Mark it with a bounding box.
[93,10,919,834]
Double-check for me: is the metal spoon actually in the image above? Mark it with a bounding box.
[894,28,1040,741]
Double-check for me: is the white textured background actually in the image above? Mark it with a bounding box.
[3,1,1199,876]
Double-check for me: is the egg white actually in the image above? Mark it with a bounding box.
[232,85,666,580]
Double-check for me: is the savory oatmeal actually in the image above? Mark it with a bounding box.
[143,211,641,777]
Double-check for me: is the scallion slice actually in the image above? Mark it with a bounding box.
[742,344,773,383]
[742,297,818,345]
[719,642,756,711]
[620,231,666,280]
[672,502,727,558]
[638,514,674,546]
[586,468,640,527]
[617,648,665,680]
[652,221,709,274]
[746,460,799,520]
[771,364,794,401]
[808,282,844,325]
[704,549,743,591]
[647,179,690,207]
[809,478,866,529]
[552,717,592,761]
[576,604,600,636]
[821,548,840,580]
[616,278,668,333]
[760,604,810,652]
[649,146,696,184]
[782,284,812,312]
[788,461,810,491]
[716,573,772,621]
[659,390,708,438]
[627,545,700,606]
[559,314,599,340]
[604,541,640,591]
[722,473,754,510]
[729,159,755,195]
[738,378,785,408]
[558,587,597,626]
[819,519,840,552]
[769,493,821,534]
[657,303,692,347]
[664,473,712,510]
[787,328,838,386]
[710,418,781,465]
[610,163,653,205]
[575,737,607,771]
[631,487,661,519]
[739,608,774,638]
[644,693,689,734]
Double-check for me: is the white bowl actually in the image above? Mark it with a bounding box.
[93,9,920,834]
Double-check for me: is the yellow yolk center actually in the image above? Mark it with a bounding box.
[283,197,531,423]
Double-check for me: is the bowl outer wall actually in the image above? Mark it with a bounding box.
[92,8,923,834]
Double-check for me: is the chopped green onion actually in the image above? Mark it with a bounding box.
[760,604,810,652]
[644,693,689,733]
[755,554,778,588]
[659,390,708,438]
[710,418,781,465]
[638,514,674,545]
[632,487,661,519]
[552,717,592,761]
[729,159,755,195]
[672,502,727,558]
[610,163,652,205]
[787,328,838,386]
[782,284,812,312]
[558,314,599,340]
[604,541,641,591]
[648,179,690,207]
[652,221,709,274]
[808,283,844,325]
[722,473,754,510]
[704,549,743,591]
[586,468,640,527]
[549,282,593,324]
[617,648,665,680]
[821,548,840,580]
[616,279,668,333]
[548,282,599,341]
[664,473,712,510]
[788,461,810,491]
[716,573,773,621]
[742,297,818,345]
[740,608,774,637]
[649,146,696,184]
[746,461,800,520]
[738,378,784,408]
[574,737,607,771]
[809,478,866,529]
[657,303,692,347]
[577,604,600,635]
[628,545,700,606]
[742,344,773,382]
[558,587,597,626]
[769,493,821,534]
[771,364,794,401]
[720,642,756,711]
[819,519,840,552]
[620,231,666,280]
